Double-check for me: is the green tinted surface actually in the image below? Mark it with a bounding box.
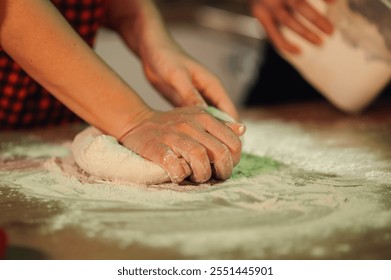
[231,153,281,179]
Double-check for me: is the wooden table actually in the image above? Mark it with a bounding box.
[1,100,391,259]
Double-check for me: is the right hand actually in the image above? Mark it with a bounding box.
[251,0,335,54]
[120,106,245,184]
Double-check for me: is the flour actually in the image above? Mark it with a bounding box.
[1,120,391,259]
[1,140,69,159]
[280,0,391,113]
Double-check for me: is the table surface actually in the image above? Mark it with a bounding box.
[1,100,391,260]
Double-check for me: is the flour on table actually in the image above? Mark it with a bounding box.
[1,120,391,259]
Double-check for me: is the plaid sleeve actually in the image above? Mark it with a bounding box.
[0,0,107,129]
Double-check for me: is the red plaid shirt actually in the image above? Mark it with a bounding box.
[0,0,107,129]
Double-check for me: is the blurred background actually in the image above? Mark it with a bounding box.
[95,0,391,114]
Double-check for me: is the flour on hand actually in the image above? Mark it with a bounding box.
[71,107,239,184]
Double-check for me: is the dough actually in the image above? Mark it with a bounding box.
[72,126,170,184]
[71,107,236,184]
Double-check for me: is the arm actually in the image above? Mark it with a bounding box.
[105,0,240,120]
[251,0,335,54]
[0,0,148,139]
[0,0,243,183]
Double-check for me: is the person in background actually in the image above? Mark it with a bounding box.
[247,0,391,107]
[0,0,245,184]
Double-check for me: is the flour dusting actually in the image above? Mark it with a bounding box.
[1,120,391,259]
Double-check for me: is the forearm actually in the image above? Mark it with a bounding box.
[0,0,150,138]
[105,0,178,58]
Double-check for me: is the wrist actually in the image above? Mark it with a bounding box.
[115,5,176,59]
[117,106,155,142]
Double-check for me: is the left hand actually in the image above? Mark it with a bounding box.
[140,43,240,121]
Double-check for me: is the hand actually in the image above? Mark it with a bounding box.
[105,0,240,120]
[251,0,335,53]
[120,106,244,184]
[140,43,240,120]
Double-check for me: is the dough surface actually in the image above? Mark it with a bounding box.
[72,127,170,184]
[71,107,236,184]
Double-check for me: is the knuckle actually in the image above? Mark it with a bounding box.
[233,139,242,153]
[228,132,242,149]
[230,138,243,156]
[161,149,177,165]
[214,145,231,160]
[196,110,213,122]
[175,121,191,132]
[168,69,187,84]
[189,145,208,158]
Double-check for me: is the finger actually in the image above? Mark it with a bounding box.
[290,0,334,34]
[150,81,184,107]
[166,133,214,183]
[204,106,245,137]
[174,125,233,180]
[169,69,208,108]
[191,65,240,121]
[138,142,190,184]
[198,112,242,166]
[273,6,322,45]
[225,122,246,137]
[252,3,301,54]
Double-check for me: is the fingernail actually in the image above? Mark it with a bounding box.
[238,124,246,135]
[226,122,246,136]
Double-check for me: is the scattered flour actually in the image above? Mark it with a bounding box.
[1,141,69,159]
[1,120,391,258]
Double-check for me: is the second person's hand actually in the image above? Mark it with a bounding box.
[251,0,335,54]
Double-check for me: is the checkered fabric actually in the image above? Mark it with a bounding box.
[0,0,107,129]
